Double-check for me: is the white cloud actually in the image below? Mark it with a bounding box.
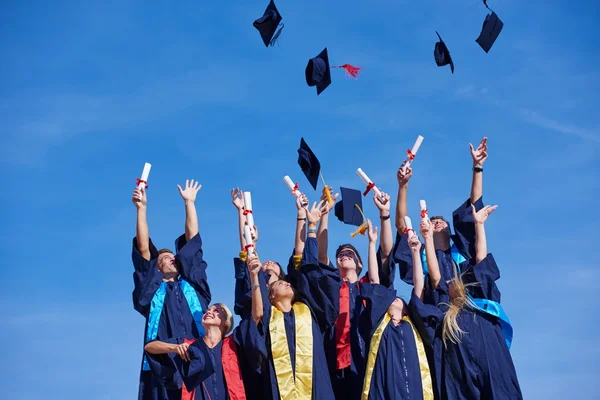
[519,108,600,144]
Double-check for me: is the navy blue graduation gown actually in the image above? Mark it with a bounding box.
[328,247,396,400]
[253,237,341,400]
[412,255,522,400]
[392,197,483,289]
[359,283,424,400]
[132,233,212,400]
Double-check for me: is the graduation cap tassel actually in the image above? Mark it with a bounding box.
[269,23,284,47]
[350,204,368,238]
[319,172,333,205]
[331,64,361,79]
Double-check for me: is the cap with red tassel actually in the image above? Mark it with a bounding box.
[331,64,361,79]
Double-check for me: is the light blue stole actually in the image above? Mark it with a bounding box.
[142,279,206,370]
[421,246,513,349]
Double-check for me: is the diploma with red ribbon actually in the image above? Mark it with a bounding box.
[403,216,415,238]
[356,168,386,204]
[419,200,429,220]
[243,225,255,257]
[134,162,151,202]
[243,192,256,238]
[401,135,424,171]
[283,175,308,207]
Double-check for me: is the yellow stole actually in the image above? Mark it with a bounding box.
[269,302,313,400]
[361,314,434,400]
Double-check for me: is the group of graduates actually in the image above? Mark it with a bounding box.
[130,137,522,400]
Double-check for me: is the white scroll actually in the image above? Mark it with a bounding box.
[243,191,255,237]
[403,216,415,238]
[243,225,255,257]
[356,168,386,203]
[419,200,429,220]
[401,135,424,170]
[283,176,308,206]
[134,162,152,202]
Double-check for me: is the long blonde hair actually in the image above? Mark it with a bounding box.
[442,265,478,347]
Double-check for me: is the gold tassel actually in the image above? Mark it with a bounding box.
[350,204,368,237]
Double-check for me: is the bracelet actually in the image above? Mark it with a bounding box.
[251,284,260,290]
[307,228,318,234]
[380,214,391,220]
[297,217,306,221]
[473,167,483,173]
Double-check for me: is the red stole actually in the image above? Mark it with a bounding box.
[179,336,246,400]
[334,275,369,370]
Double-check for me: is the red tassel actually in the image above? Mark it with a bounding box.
[331,64,361,79]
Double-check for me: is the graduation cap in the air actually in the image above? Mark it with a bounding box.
[306,47,362,95]
[297,137,321,190]
[253,0,284,47]
[335,187,368,238]
[475,1,504,53]
[434,32,454,74]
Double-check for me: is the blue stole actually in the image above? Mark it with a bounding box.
[142,279,206,370]
[421,246,513,349]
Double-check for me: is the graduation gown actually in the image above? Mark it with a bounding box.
[254,237,341,400]
[359,283,433,400]
[411,255,522,400]
[132,233,212,400]
[329,247,397,400]
[392,197,484,289]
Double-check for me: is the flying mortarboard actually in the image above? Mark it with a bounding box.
[305,47,362,95]
[475,1,504,53]
[297,137,321,190]
[334,187,364,227]
[253,0,284,47]
[434,32,454,74]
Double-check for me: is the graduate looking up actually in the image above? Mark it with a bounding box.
[393,137,490,288]
[251,197,341,400]
[131,180,212,400]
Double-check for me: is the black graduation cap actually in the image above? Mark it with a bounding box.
[305,47,332,95]
[434,32,454,74]
[476,11,504,53]
[334,187,364,227]
[297,137,321,190]
[253,0,284,47]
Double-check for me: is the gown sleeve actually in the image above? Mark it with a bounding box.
[392,231,424,286]
[172,339,216,391]
[144,337,185,390]
[377,245,396,289]
[358,283,396,337]
[233,256,252,318]
[408,282,448,346]
[462,253,501,303]
[174,233,212,310]
[451,196,484,264]
[132,237,162,316]
[234,318,268,374]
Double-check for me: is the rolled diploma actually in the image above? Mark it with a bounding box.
[243,192,255,235]
[403,216,415,238]
[243,225,255,257]
[356,168,384,201]
[403,135,424,169]
[283,176,301,197]
[138,162,152,189]
[419,200,428,220]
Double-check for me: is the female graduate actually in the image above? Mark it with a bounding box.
[315,186,396,400]
[358,220,434,400]
[412,205,523,400]
[250,198,341,400]
[131,180,212,400]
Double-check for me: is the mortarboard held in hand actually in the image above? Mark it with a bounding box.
[305,47,361,95]
[253,0,284,47]
[434,32,454,74]
[335,187,369,237]
[297,138,321,190]
[475,0,504,53]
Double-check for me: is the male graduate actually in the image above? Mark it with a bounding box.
[131,179,211,400]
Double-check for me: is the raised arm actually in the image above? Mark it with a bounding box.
[177,179,202,241]
[394,166,412,233]
[145,340,192,362]
[472,204,498,264]
[367,219,379,284]
[408,234,424,299]
[294,194,309,257]
[133,187,151,261]
[420,218,441,289]
[373,192,393,268]
[231,188,246,251]
[247,254,264,324]
[469,137,487,204]
[317,186,339,265]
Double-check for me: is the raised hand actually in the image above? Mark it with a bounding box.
[397,165,413,186]
[408,233,422,252]
[307,201,326,225]
[419,218,433,241]
[367,219,378,243]
[296,194,309,219]
[132,188,147,208]
[178,179,202,203]
[231,187,244,211]
[247,253,261,277]
[470,137,488,167]
[374,192,391,213]
[320,186,339,213]
[471,204,498,225]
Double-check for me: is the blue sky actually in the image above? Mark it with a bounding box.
[1,0,598,398]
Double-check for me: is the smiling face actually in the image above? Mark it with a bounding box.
[430,217,451,241]
[202,303,233,335]
[335,245,362,276]
[268,279,295,304]
[156,250,178,275]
